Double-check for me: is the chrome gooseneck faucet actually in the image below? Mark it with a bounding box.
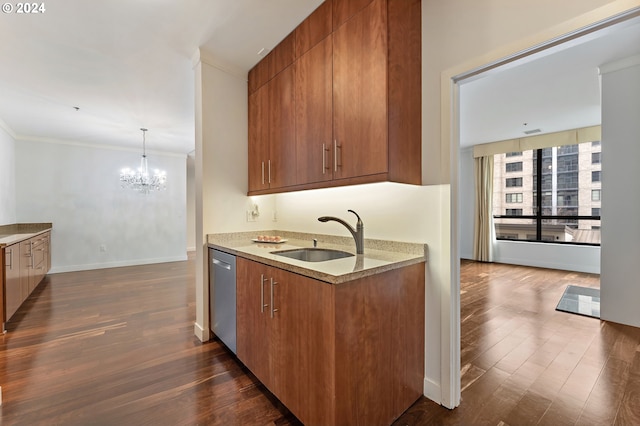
[318,209,364,254]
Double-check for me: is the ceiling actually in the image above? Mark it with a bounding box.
[0,0,323,154]
[460,15,640,148]
[0,2,638,155]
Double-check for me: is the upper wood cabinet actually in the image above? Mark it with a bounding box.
[247,0,421,195]
[248,66,297,192]
[333,0,388,180]
[295,1,332,57]
[333,0,374,30]
[295,36,334,185]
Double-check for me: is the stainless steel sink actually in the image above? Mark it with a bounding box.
[271,248,354,262]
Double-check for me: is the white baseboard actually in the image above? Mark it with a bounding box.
[193,322,210,342]
[48,255,189,274]
[424,377,441,405]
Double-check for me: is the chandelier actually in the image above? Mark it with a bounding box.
[120,128,167,193]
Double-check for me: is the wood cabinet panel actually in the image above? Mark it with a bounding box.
[334,262,425,425]
[2,231,51,325]
[269,32,295,79]
[248,85,270,192]
[333,0,388,180]
[20,239,33,299]
[236,256,424,425]
[295,36,334,185]
[387,0,422,184]
[236,258,272,386]
[248,53,271,94]
[333,0,374,30]
[4,244,21,321]
[267,65,297,189]
[295,1,332,57]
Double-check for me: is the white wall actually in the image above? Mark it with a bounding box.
[194,51,277,341]
[458,147,601,273]
[187,152,196,251]
[15,139,187,272]
[600,55,640,327]
[0,124,16,225]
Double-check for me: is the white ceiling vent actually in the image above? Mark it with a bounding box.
[523,128,542,135]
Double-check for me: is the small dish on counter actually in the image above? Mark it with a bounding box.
[252,236,287,244]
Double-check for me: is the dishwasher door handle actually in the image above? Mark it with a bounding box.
[212,258,232,270]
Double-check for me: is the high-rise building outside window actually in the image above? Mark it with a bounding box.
[493,141,601,245]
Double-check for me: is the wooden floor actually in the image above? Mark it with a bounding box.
[1,257,639,425]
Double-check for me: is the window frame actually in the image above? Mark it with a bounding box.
[494,146,601,246]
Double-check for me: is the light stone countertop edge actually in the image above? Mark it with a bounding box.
[207,231,427,285]
[0,223,53,248]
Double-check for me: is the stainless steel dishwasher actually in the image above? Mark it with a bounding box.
[209,248,236,354]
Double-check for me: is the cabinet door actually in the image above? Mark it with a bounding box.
[295,1,332,57]
[20,240,32,301]
[4,244,21,321]
[248,85,270,192]
[295,36,334,185]
[267,65,297,189]
[270,269,335,425]
[333,0,388,180]
[333,0,375,30]
[236,258,272,387]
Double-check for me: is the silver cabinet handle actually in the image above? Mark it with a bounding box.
[212,258,231,270]
[268,160,272,184]
[260,274,268,313]
[6,248,12,269]
[322,143,326,174]
[270,278,278,318]
[261,161,265,185]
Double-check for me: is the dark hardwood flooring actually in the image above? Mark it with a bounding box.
[1,257,639,425]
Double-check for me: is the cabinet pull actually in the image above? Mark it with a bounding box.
[261,161,265,185]
[334,140,342,172]
[6,248,12,269]
[260,274,269,313]
[270,278,278,318]
[322,143,331,174]
[268,160,272,184]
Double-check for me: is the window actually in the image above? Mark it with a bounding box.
[506,162,523,172]
[506,151,522,157]
[506,177,522,187]
[506,193,523,203]
[494,142,601,246]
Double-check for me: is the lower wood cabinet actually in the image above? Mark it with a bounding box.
[2,231,51,325]
[236,257,425,426]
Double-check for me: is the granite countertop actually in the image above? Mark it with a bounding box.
[207,231,427,284]
[0,223,53,248]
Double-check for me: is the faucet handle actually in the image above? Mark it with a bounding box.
[347,209,362,225]
[313,238,318,247]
